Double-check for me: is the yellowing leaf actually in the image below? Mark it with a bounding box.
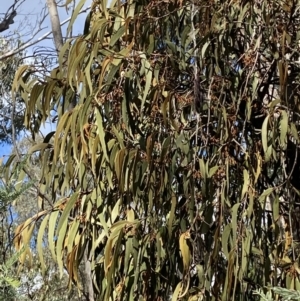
[126,208,135,222]
[179,232,190,272]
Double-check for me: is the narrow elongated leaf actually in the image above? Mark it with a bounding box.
[179,232,190,272]
[37,215,50,275]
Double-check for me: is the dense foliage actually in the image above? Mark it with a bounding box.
[9,0,300,300]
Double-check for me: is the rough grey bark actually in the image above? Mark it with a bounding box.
[83,246,95,301]
[46,0,63,52]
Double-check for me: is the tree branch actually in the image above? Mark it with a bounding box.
[0,5,90,61]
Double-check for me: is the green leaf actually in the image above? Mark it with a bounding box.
[96,110,109,162]
[48,210,60,260]
[37,215,50,275]
[56,193,79,235]
[66,0,86,37]
[168,193,176,238]
[280,110,288,147]
[222,224,232,260]
[259,187,273,203]
[208,165,218,178]
[110,26,126,47]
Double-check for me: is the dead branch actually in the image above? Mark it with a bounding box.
[0,0,25,32]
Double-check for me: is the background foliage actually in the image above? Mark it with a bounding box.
[9,0,300,300]
[0,37,26,144]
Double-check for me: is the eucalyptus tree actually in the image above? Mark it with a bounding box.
[9,0,300,300]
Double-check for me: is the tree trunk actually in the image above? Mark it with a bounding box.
[46,0,63,52]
